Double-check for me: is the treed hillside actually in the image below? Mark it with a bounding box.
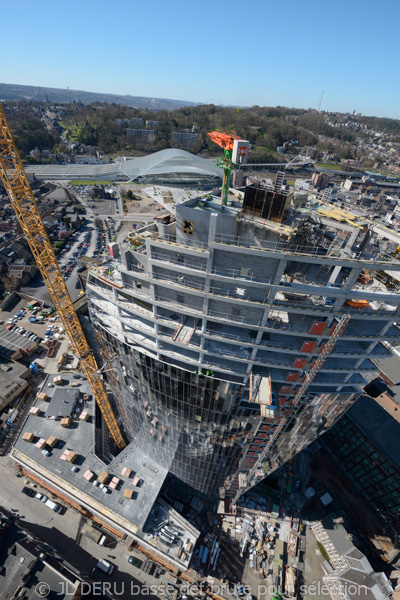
[6,113,59,158]
[59,103,326,163]
[5,99,400,163]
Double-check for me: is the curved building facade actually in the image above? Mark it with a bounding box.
[86,195,400,500]
[25,149,222,185]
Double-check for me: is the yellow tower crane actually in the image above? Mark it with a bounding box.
[0,102,125,450]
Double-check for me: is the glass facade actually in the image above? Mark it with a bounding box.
[323,414,400,527]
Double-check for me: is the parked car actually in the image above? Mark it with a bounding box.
[22,487,35,497]
[128,556,143,568]
[35,492,48,502]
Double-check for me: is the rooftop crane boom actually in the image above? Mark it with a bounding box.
[0,102,125,451]
[207,130,250,206]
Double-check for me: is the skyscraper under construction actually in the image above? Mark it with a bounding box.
[86,183,400,502]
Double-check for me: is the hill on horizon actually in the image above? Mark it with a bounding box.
[0,82,198,111]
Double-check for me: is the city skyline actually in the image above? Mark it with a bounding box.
[3,0,400,119]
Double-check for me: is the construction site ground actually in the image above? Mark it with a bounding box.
[303,525,326,600]
[118,183,170,216]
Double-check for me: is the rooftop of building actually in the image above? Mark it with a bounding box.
[11,373,198,568]
[0,357,30,409]
[13,374,166,529]
[347,394,400,471]
[317,514,393,599]
[0,537,82,600]
[45,387,80,419]
[0,327,37,360]
[118,149,223,182]
[184,196,238,215]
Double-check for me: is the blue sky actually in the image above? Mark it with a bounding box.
[2,0,400,118]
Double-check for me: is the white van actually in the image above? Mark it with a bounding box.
[45,499,62,513]
[96,559,114,574]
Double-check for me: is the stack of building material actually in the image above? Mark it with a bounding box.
[61,449,77,463]
[46,435,58,448]
[61,417,71,427]
[109,476,120,489]
[98,471,109,485]
[79,410,89,421]
[121,466,131,477]
[83,470,94,481]
[35,438,47,449]
[123,488,134,498]
[53,376,62,385]
[22,432,34,443]
[29,406,41,416]
[37,392,48,402]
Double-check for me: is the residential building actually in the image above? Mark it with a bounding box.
[0,536,85,600]
[312,514,393,600]
[126,128,156,141]
[312,172,329,188]
[171,131,199,148]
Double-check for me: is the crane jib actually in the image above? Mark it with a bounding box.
[0,102,125,451]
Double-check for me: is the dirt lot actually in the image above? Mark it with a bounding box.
[87,198,116,215]
[119,184,169,216]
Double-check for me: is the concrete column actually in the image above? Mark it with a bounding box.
[344,228,361,252]
[272,259,286,285]
[200,248,214,345]
[208,213,218,246]
[379,318,397,336]
[328,265,342,286]
[342,267,362,292]
[332,267,362,311]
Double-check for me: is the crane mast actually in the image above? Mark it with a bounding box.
[0,102,125,450]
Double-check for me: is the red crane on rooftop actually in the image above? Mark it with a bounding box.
[207,130,250,205]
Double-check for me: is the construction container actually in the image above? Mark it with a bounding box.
[22,432,34,443]
[123,488,134,498]
[79,411,89,421]
[37,392,48,402]
[61,417,71,428]
[121,466,131,477]
[35,438,47,449]
[29,406,41,416]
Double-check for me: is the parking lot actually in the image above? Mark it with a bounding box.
[69,184,120,217]
[2,297,68,365]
